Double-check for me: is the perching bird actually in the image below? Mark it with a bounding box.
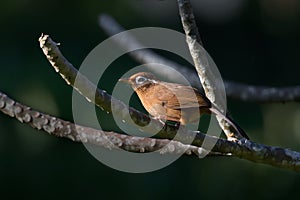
[119,72,249,139]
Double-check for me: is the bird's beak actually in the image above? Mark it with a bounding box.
[118,78,130,84]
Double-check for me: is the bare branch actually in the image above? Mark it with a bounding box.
[225,81,300,102]
[39,34,152,128]
[35,33,300,171]
[177,0,237,139]
[1,90,300,171]
[38,33,211,146]
[98,14,300,103]
[0,91,210,156]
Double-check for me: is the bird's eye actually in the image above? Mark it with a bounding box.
[135,76,147,85]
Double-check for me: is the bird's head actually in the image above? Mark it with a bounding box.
[119,72,158,90]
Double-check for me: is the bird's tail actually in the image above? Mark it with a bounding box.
[209,107,249,140]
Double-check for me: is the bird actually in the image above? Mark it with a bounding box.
[119,72,249,139]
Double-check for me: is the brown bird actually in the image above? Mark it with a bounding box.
[119,72,249,139]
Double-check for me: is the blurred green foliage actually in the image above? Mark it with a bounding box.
[0,0,300,199]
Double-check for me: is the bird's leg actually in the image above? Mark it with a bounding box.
[151,115,167,125]
[164,120,181,129]
[174,122,181,129]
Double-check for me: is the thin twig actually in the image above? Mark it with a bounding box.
[98,13,300,103]
[36,34,300,171]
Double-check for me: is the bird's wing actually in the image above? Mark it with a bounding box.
[155,83,210,109]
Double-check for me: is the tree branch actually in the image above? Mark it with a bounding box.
[98,14,300,103]
[38,34,207,144]
[225,81,300,102]
[178,0,239,139]
[35,33,300,171]
[0,91,210,156]
[1,89,300,171]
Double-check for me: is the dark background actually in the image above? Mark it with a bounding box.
[0,0,300,199]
